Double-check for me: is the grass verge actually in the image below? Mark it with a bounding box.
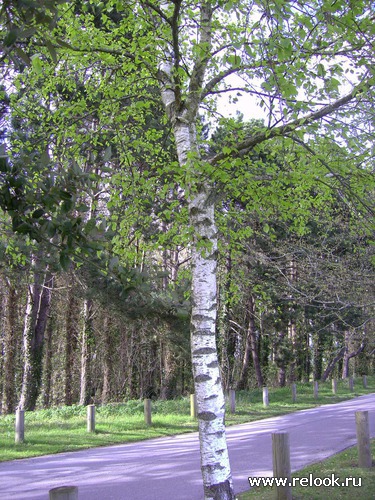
[236,439,375,499]
[0,376,373,462]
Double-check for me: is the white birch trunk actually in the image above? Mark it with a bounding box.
[157,3,233,494]
[172,118,234,499]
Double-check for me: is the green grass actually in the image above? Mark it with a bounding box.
[236,440,375,499]
[0,376,373,462]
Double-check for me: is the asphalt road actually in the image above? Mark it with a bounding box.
[0,394,374,499]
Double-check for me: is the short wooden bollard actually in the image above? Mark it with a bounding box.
[332,379,337,395]
[291,383,297,403]
[263,387,269,407]
[272,432,292,500]
[314,381,319,399]
[49,486,78,499]
[349,376,354,391]
[363,375,367,389]
[190,394,197,418]
[229,389,236,414]
[144,399,152,426]
[87,405,95,433]
[15,409,25,443]
[355,411,372,468]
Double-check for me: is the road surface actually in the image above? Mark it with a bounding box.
[0,394,374,499]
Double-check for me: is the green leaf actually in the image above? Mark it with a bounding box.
[103,145,112,162]
[317,63,326,77]
[4,30,18,47]
[59,252,71,270]
[31,54,43,74]
[32,208,45,219]
[45,40,58,64]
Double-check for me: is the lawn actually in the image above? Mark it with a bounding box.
[0,376,373,463]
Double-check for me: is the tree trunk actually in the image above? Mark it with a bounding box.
[217,247,234,392]
[275,330,287,387]
[237,294,263,389]
[19,254,53,411]
[342,331,365,379]
[79,298,94,405]
[159,244,178,400]
[313,332,324,381]
[64,283,78,405]
[101,314,113,404]
[170,116,233,497]
[159,104,233,497]
[158,4,234,494]
[189,185,233,499]
[321,347,346,382]
[43,314,54,408]
[287,257,298,383]
[160,342,178,400]
[1,281,18,414]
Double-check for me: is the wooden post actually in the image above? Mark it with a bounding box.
[314,381,319,399]
[144,398,152,426]
[332,379,337,395]
[349,376,354,391]
[363,375,367,389]
[229,389,236,414]
[87,404,95,433]
[272,432,292,500]
[263,387,269,407]
[291,383,297,403]
[15,409,25,443]
[190,394,197,418]
[355,411,372,468]
[49,486,78,499]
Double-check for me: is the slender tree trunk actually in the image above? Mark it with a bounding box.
[79,298,93,405]
[313,332,324,381]
[158,3,234,495]
[160,342,178,399]
[159,101,233,497]
[2,281,18,414]
[102,314,113,404]
[64,283,78,405]
[218,247,235,392]
[189,185,233,498]
[342,331,350,379]
[278,362,286,387]
[237,295,263,389]
[171,117,233,497]
[275,330,287,387]
[341,331,365,379]
[19,255,53,411]
[43,314,54,408]
[159,244,178,400]
[287,257,297,382]
[321,347,346,382]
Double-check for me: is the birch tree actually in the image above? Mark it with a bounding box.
[135,3,374,497]
[3,0,375,497]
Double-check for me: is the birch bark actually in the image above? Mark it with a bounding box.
[159,49,234,498]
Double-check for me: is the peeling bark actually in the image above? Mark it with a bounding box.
[157,3,234,496]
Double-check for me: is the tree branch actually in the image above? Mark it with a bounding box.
[209,78,374,165]
[186,2,213,116]
[171,0,182,109]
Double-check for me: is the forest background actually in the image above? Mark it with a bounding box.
[0,1,374,498]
